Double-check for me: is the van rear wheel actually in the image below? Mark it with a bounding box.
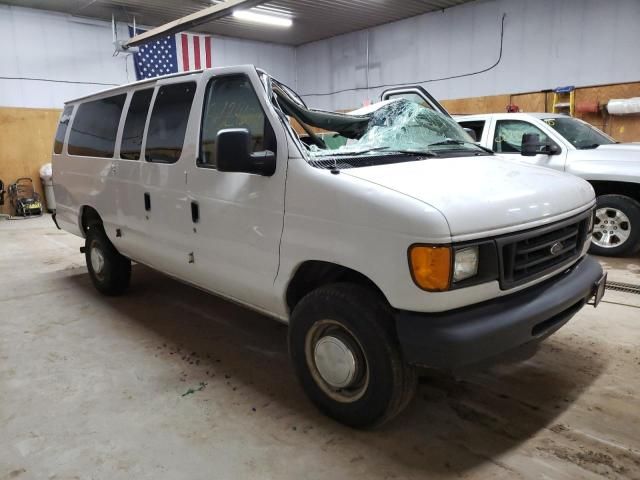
[85,225,131,296]
[288,283,417,428]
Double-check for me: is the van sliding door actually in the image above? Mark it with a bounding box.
[138,80,197,275]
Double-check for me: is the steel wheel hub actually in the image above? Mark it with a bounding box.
[90,244,105,275]
[305,320,369,403]
[314,335,357,388]
[592,208,631,248]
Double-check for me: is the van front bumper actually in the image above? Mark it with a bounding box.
[395,255,604,369]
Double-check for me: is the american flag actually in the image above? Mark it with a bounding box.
[129,27,214,80]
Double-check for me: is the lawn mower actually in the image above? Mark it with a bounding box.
[8,177,43,217]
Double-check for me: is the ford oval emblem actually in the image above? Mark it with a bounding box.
[550,241,563,256]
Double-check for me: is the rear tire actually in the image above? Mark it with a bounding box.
[590,194,640,257]
[85,224,131,296]
[288,283,417,428]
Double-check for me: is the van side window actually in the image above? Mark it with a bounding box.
[145,82,196,163]
[199,75,274,168]
[67,94,126,158]
[53,106,74,154]
[120,89,153,160]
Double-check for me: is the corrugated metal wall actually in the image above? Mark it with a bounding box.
[296,0,640,110]
[0,5,296,108]
[2,0,640,111]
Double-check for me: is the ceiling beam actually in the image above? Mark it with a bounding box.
[125,0,268,48]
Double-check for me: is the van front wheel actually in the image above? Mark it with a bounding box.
[85,225,131,296]
[288,283,416,428]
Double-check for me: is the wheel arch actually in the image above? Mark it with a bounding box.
[285,260,388,313]
[588,180,640,204]
[79,205,103,237]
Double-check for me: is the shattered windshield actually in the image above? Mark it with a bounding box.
[543,117,615,149]
[307,100,482,159]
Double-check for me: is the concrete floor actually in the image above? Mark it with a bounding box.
[2,215,640,480]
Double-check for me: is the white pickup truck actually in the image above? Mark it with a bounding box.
[457,113,640,257]
[52,69,605,427]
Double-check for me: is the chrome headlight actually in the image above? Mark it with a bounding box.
[453,246,479,282]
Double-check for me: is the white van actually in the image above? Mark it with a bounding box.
[52,66,606,428]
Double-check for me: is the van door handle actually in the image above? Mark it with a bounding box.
[144,192,151,211]
[191,201,199,223]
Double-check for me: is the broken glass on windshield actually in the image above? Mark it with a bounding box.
[307,100,474,157]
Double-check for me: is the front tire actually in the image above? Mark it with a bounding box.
[590,194,640,257]
[288,283,417,428]
[85,224,131,296]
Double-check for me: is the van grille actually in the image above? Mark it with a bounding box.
[498,212,591,289]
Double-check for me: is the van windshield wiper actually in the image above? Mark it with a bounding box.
[312,146,437,157]
[428,138,493,154]
[378,148,437,157]
[311,147,389,157]
[578,143,601,150]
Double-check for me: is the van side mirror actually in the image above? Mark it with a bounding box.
[463,127,477,142]
[216,128,276,176]
[521,133,560,157]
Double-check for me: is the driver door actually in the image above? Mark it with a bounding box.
[185,71,287,313]
[492,119,566,170]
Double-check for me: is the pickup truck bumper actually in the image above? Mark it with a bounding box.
[395,255,604,369]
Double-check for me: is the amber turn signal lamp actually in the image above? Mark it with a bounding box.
[408,245,452,291]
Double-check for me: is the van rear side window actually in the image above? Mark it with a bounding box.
[53,106,73,154]
[145,82,196,163]
[68,94,126,158]
[120,89,153,160]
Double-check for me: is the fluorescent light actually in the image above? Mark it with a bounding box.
[232,9,292,27]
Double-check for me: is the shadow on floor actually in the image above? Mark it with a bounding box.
[64,265,606,476]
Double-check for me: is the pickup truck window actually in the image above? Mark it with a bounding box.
[68,94,126,158]
[543,117,615,149]
[199,75,270,169]
[120,89,153,160]
[458,120,485,143]
[53,106,73,154]
[384,92,434,110]
[493,120,551,154]
[145,82,196,163]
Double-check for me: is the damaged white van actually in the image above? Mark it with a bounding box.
[52,66,606,428]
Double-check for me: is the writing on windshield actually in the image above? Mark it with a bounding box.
[543,117,614,149]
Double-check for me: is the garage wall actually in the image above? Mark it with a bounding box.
[0,108,60,215]
[0,4,296,109]
[296,0,640,110]
[0,5,296,215]
[441,81,640,143]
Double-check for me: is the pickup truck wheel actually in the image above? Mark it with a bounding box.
[288,283,417,428]
[85,225,131,296]
[590,195,640,257]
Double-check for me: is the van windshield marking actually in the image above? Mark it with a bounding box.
[199,75,273,169]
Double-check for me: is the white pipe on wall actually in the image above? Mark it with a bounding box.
[607,98,640,115]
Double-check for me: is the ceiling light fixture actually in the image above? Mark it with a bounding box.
[232,9,292,27]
